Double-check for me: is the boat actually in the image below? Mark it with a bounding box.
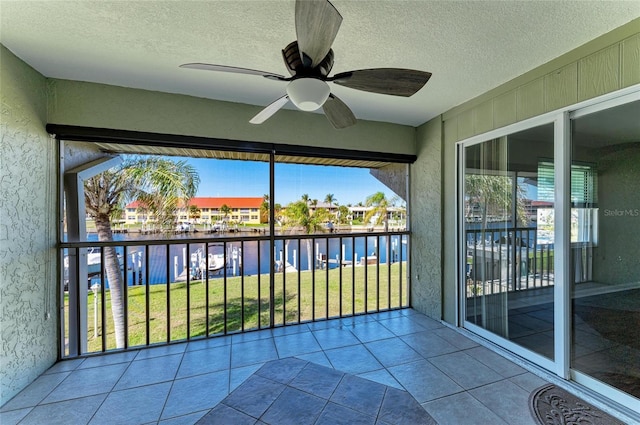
[359,255,378,265]
[176,245,228,281]
[63,247,107,278]
[63,247,122,290]
[202,251,226,274]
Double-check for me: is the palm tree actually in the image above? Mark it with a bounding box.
[465,174,526,228]
[274,203,283,225]
[260,194,269,224]
[187,204,201,224]
[363,191,396,231]
[337,205,350,224]
[301,193,310,205]
[283,199,327,270]
[220,204,232,222]
[135,203,148,227]
[84,157,199,348]
[324,193,336,211]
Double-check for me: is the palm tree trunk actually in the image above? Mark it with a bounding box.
[95,214,126,348]
[306,239,313,272]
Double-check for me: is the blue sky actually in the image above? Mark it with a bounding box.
[185,157,397,205]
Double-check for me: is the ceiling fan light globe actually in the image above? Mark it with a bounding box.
[286,78,330,111]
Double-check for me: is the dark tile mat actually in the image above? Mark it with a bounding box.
[197,358,437,425]
[529,384,626,425]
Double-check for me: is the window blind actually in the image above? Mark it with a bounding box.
[537,161,597,206]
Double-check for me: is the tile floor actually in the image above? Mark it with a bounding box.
[0,309,551,425]
[200,357,436,424]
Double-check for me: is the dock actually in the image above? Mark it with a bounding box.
[275,260,297,273]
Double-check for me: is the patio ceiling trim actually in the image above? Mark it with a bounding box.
[46,124,416,168]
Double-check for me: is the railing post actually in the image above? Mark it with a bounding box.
[325,237,329,319]
[145,245,150,346]
[123,246,129,349]
[166,244,171,343]
[240,241,245,331]
[269,150,275,328]
[387,234,392,310]
[297,240,302,323]
[339,236,343,317]
[186,243,191,340]
[100,248,107,352]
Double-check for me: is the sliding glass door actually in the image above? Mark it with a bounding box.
[570,99,640,401]
[458,89,639,412]
[462,123,555,361]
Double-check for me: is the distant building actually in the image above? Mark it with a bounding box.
[348,206,406,223]
[124,197,264,225]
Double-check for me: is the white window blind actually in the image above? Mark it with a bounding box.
[537,161,598,205]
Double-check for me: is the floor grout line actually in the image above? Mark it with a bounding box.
[2,310,572,425]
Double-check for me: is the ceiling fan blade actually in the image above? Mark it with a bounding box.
[322,94,357,129]
[330,68,432,97]
[180,63,287,80]
[249,95,290,124]
[295,0,342,68]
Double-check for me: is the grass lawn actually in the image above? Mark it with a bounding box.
[71,262,408,353]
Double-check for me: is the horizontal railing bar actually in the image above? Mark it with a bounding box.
[465,226,537,231]
[276,230,410,239]
[61,235,271,248]
[60,230,410,248]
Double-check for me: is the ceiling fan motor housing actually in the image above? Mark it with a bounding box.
[282,41,334,77]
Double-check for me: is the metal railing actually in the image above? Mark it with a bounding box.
[465,226,554,297]
[60,231,410,356]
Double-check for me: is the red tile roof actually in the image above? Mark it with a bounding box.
[126,197,264,209]
[531,201,554,207]
[187,197,264,209]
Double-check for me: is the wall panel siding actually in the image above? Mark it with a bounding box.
[578,44,621,101]
[493,90,518,129]
[622,33,640,88]
[443,117,458,145]
[457,109,474,141]
[544,62,578,112]
[474,101,494,135]
[517,77,545,120]
[438,19,639,325]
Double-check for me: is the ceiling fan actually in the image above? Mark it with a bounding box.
[180,0,432,129]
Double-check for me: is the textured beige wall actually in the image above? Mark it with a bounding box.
[439,19,640,324]
[369,163,408,201]
[0,46,58,405]
[410,118,442,319]
[47,79,416,156]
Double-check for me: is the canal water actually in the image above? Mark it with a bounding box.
[83,232,407,287]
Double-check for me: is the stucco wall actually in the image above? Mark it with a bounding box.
[410,118,442,318]
[369,163,408,201]
[0,46,58,405]
[439,19,640,324]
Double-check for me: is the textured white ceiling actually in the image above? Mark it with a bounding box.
[2,1,639,127]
